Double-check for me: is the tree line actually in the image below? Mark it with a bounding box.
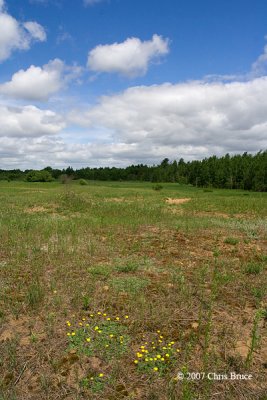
[0,151,266,191]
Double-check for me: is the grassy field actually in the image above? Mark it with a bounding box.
[0,180,266,400]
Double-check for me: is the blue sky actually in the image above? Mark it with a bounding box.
[0,0,267,169]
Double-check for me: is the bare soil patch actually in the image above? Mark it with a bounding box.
[25,206,48,213]
[165,197,191,204]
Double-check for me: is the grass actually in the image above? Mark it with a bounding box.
[243,262,265,275]
[224,237,239,245]
[109,276,149,294]
[0,180,266,399]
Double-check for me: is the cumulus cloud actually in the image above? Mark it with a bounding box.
[2,72,267,169]
[87,34,169,77]
[0,1,46,62]
[70,77,267,161]
[0,105,65,138]
[0,59,82,101]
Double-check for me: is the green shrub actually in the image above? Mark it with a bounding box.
[152,184,163,191]
[79,179,88,185]
[25,170,53,182]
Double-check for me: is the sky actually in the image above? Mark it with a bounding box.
[0,0,267,170]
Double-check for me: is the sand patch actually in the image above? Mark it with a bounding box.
[105,197,136,203]
[106,197,125,202]
[25,204,58,213]
[165,198,191,205]
[0,316,46,346]
[25,206,48,213]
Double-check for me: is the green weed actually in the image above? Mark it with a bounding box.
[26,280,44,308]
[243,262,264,275]
[109,276,149,295]
[224,237,239,245]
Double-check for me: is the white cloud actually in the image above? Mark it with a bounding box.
[0,59,83,101]
[23,21,46,42]
[0,1,46,62]
[1,70,267,169]
[0,105,65,138]
[70,77,267,161]
[87,34,169,77]
[251,43,267,77]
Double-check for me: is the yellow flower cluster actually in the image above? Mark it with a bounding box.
[65,311,129,338]
[133,331,180,374]
[65,310,130,364]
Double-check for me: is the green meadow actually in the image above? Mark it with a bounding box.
[0,180,266,400]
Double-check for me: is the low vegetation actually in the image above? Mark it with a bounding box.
[0,180,266,399]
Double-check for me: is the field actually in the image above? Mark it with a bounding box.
[0,180,266,400]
